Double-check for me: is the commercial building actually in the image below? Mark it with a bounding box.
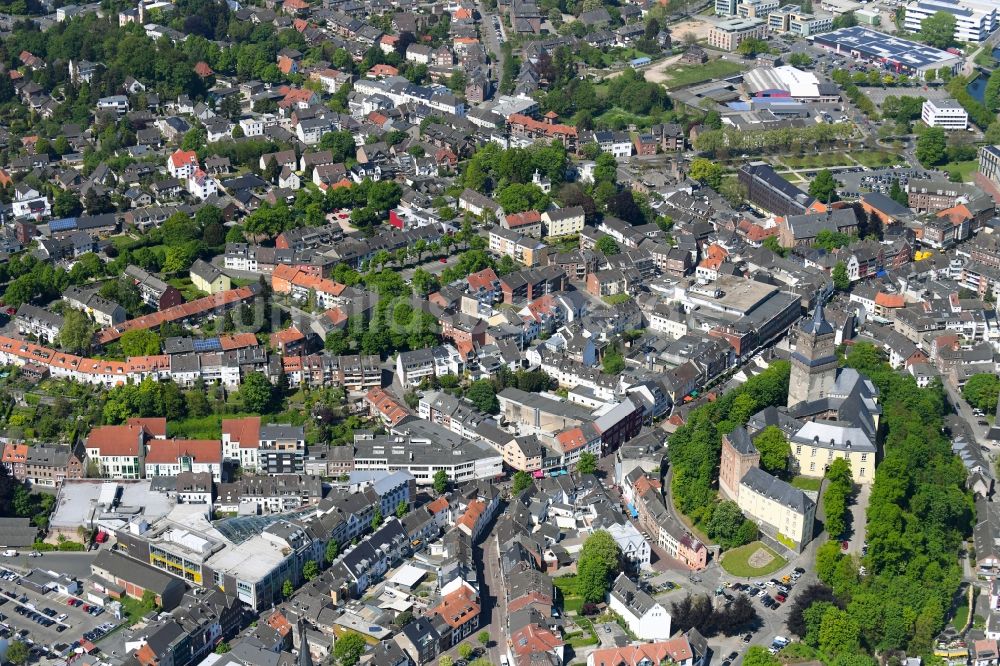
[351,428,503,485]
[921,99,969,130]
[809,26,962,79]
[904,0,997,44]
[708,17,766,51]
[114,513,323,610]
[979,145,1000,187]
[738,162,815,216]
[767,5,834,35]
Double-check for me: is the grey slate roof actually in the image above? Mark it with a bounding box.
[740,466,814,515]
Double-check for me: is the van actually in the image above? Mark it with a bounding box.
[500,657,510,666]
[2,551,16,557]
[773,636,790,647]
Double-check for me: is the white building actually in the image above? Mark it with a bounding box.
[605,522,652,571]
[905,0,997,43]
[607,573,672,640]
[921,99,969,130]
[187,170,218,200]
[395,345,465,387]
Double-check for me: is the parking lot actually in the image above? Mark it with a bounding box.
[0,566,118,662]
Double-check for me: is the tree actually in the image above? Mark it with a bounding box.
[59,310,95,354]
[916,126,947,166]
[120,329,162,356]
[303,560,319,581]
[53,189,83,218]
[478,631,490,647]
[889,179,908,207]
[239,371,275,413]
[576,530,621,603]
[325,539,340,564]
[808,169,838,203]
[497,183,549,214]
[282,579,294,598]
[819,606,861,656]
[467,379,499,414]
[215,642,231,654]
[736,37,769,57]
[595,236,620,256]
[962,373,1000,412]
[689,158,724,189]
[5,640,29,665]
[577,452,598,475]
[334,631,367,666]
[371,506,383,529]
[706,501,752,549]
[433,469,449,494]
[439,658,454,666]
[832,262,850,291]
[458,643,474,660]
[754,425,791,474]
[603,351,625,374]
[743,647,781,666]
[396,499,408,518]
[920,11,956,48]
[512,470,533,494]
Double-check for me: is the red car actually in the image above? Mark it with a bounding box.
[775,593,787,602]
[439,257,447,263]
[841,540,849,551]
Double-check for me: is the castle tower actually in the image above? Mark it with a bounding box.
[720,426,760,501]
[787,302,838,408]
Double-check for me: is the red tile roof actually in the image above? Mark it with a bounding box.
[145,438,222,464]
[2,443,27,464]
[169,149,198,169]
[86,424,146,457]
[127,417,166,438]
[433,583,480,629]
[97,286,257,343]
[222,417,261,449]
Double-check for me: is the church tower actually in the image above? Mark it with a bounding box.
[787,302,838,408]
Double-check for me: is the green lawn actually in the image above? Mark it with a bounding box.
[780,153,851,169]
[852,150,903,168]
[953,598,970,629]
[662,59,743,90]
[566,617,599,648]
[944,159,979,183]
[594,107,657,130]
[720,542,788,578]
[791,475,823,492]
[553,575,586,614]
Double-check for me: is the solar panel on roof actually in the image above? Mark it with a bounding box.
[192,337,222,352]
[49,218,78,232]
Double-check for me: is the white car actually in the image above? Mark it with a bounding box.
[2,550,16,557]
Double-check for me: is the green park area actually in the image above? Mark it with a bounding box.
[720,542,788,578]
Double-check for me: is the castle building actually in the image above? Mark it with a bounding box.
[719,427,760,501]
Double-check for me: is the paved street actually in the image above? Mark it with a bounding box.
[3,552,99,580]
[477,2,505,83]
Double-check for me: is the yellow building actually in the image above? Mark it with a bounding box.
[738,467,816,550]
[190,258,231,295]
[542,205,586,237]
[788,422,876,483]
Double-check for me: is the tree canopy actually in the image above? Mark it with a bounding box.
[576,531,621,602]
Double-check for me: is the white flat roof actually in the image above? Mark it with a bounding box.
[389,563,427,588]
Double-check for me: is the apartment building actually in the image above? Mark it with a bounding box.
[541,206,586,237]
[708,17,765,51]
[395,345,465,387]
